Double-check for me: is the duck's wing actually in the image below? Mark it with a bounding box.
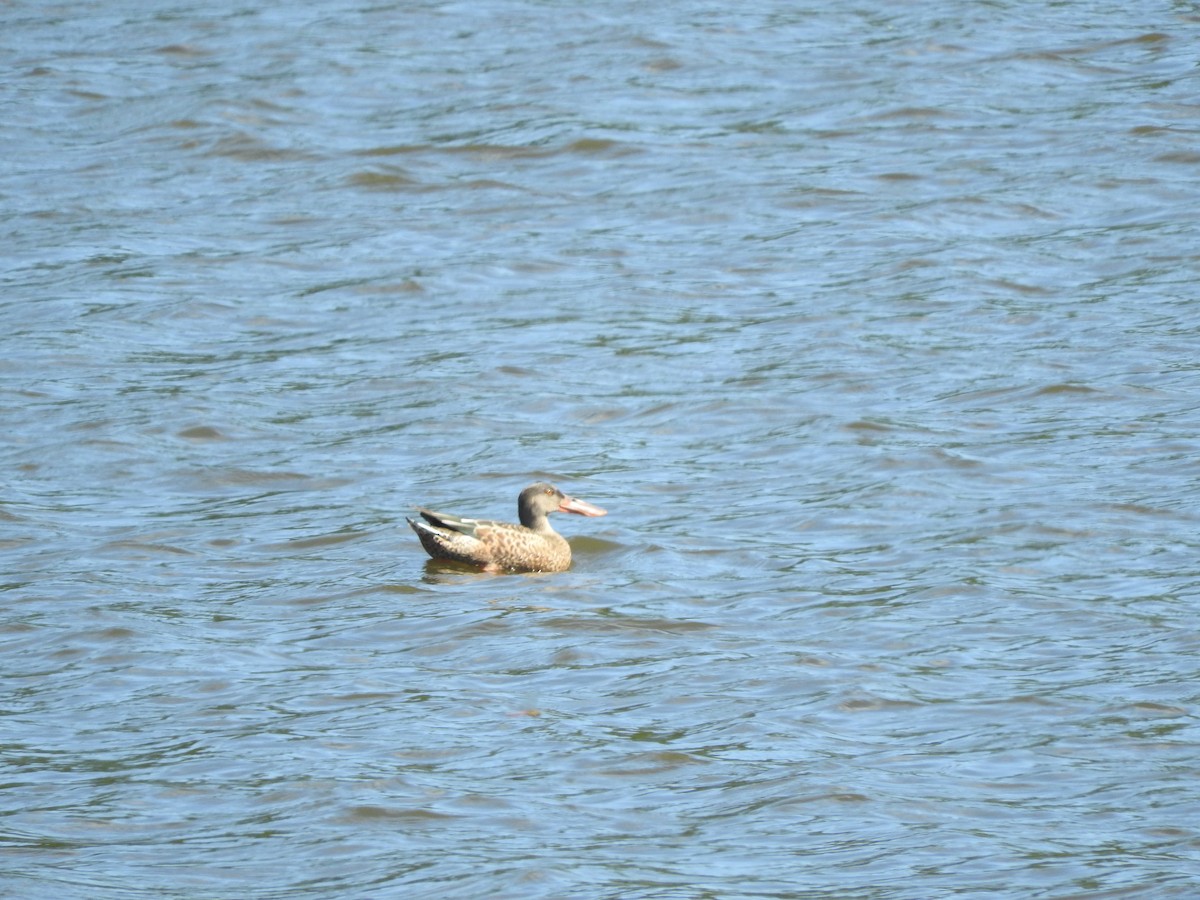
[413,507,501,539]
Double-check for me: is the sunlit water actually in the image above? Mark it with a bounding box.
[4,1,1200,897]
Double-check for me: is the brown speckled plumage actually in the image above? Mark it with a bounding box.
[407,482,606,573]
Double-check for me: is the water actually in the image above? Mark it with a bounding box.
[4,1,1200,897]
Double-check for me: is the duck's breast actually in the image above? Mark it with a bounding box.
[481,524,571,572]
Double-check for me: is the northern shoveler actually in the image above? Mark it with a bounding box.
[408,482,607,573]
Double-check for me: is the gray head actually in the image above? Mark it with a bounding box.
[517,482,607,529]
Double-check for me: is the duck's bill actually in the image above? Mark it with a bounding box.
[559,496,607,517]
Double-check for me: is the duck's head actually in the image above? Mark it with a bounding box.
[518,482,607,527]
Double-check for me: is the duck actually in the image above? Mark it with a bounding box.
[408,482,607,573]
